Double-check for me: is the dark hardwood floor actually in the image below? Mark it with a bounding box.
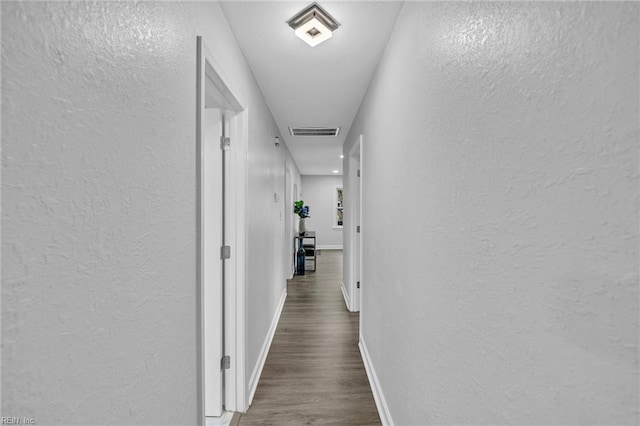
[238,250,380,425]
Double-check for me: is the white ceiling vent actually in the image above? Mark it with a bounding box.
[289,127,340,137]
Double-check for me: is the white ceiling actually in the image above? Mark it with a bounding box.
[220,1,403,175]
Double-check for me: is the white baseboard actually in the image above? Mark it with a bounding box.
[247,288,287,406]
[359,337,394,426]
[316,245,343,250]
[340,282,353,312]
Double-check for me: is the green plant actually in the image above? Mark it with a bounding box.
[294,200,310,218]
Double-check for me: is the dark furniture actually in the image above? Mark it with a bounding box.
[294,231,317,273]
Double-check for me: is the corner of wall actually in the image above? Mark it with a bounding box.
[359,337,394,426]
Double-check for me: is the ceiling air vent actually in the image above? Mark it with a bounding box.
[289,127,340,137]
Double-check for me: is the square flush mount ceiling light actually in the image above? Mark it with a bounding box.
[288,3,340,47]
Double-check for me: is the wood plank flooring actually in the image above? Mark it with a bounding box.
[238,250,380,425]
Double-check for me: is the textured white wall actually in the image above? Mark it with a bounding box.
[1,1,299,423]
[345,2,639,424]
[300,175,343,248]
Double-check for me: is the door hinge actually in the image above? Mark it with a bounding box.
[221,245,231,260]
[357,225,361,233]
[221,355,231,370]
[357,281,360,289]
[220,136,231,151]
[357,169,360,177]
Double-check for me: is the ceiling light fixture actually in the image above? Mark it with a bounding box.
[332,170,339,174]
[339,154,344,159]
[288,3,340,47]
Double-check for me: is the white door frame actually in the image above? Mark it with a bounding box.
[284,164,295,279]
[348,135,363,313]
[196,36,249,423]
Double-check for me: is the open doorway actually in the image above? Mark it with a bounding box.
[196,36,248,421]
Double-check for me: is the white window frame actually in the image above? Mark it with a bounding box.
[334,185,343,229]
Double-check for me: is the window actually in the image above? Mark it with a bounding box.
[334,186,343,228]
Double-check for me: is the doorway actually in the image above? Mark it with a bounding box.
[196,36,247,421]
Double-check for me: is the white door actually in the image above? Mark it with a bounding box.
[349,136,363,312]
[354,157,362,312]
[284,165,293,279]
[197,36,248,417]
[203,108,224,416]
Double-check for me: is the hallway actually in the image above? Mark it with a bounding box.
[239,250,379,425]
[2,1,638,424]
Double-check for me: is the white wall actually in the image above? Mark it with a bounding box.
[300,175,343,249]
[345,2,639,424]
[1,1,300,423]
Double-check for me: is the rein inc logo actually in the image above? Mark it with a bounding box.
[1,418,35,425]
